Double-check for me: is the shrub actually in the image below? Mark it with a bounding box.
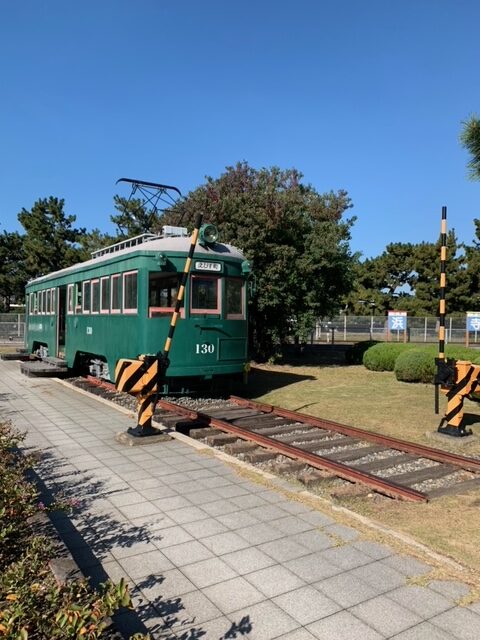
[395,345,480,383]
[362,342,414,371]
[394,349,436,383]
[345,340,379,365]
[0,421,136,640]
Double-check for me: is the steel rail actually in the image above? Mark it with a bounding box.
[157,399,427,502]
[230,396,480,473]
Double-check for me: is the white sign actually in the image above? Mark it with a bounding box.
[195,261,222,272]
[388,310,407,331]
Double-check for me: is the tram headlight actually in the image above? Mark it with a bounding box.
[199,223,218,246]
[241,260,252,275]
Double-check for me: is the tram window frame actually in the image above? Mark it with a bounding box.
[190,275,221,315]
[148,272,183,318]
[46,289,51,315]
[100,276,110,314]
[29,292,35,315]
[111,274,121,314]
[123,271,138,314]
[74,282,82,313]
[91,279,100,314]
[225,278,245,319]
[39,290,45,315]
[51,288,56,315]
[67,284,74,314]
[82,281,91,314]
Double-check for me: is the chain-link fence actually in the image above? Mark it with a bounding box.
[313,315,476,345]
[0,314,25,344]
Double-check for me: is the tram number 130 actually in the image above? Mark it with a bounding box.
[195,343,215,354]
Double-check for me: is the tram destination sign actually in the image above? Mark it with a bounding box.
[194,261,222,273]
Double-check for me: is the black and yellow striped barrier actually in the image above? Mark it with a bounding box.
[115,213,203,437]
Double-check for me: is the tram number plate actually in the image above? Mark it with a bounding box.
[195,261,222,272]
[195,343,215,354]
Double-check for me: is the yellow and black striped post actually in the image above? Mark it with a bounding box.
[115,213,204,437]
[434,206,474,437]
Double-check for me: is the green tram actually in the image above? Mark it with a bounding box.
[25,225,251,392]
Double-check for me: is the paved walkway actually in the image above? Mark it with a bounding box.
[1,358,479,639]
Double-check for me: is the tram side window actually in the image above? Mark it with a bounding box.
[67,285,74,314]
[91,279,100,313]
[225,278,244,319]
[111,274,121,313]
[29,293,35,315]
[123,271,138,314]
[51,288,56,314]
[191,276,220,314]
[100,277,110,313]
[39,290,44,315]
[74,282,82,313]
[82,281,91,313]
[149,272,179,317]
[46,289,51,314]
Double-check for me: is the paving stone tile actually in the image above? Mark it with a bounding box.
[138,486,178,501]
[203,576,265,614]
[306,610,384,640]
[182,517,228,539]
[352,539,393,560]
[182,615,235,639]
[183,488,221,505]
[430,606,480,640]
[108,490,147,508]
[271,515,316,535]
[428,579,471,600]
[228,600,299,639]
[386,585,454,619]
[314,572,381,607]
[381,554,431,577]
[389,620,456,639]
[138,567,196,600]
[247,503,290,521]
[154,589,222,632]
[216,510,261,530]
[214,483,250,499]
[168,505,209,524]
[118,501,161,520]
[285,552,344,583]
[200,499,240,516]
[259,537,311,562]
[323,522,360,541]
[245,565,306,598]
[316,545,373,571]
[274,585,341,624]
[350,559,407,591]
[202,530,251,555]
[161,539,214,566]
[109,539,159,560]
[275,629,317,640]
[299,510,335,527]
[222,546,276,575]
[118,549,174,579]
[181,557,237,588]
[152,525,194,549]
[351,594,423,636]
[292,530,334,552]
[151,495,193,512]
[231,493,269,509]
[236,521,285,544]
[130,513,177,531]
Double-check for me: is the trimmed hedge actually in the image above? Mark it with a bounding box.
[394,346,480,383]
[362,343,414,371]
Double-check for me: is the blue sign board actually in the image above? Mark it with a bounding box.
[388,312,407,331]
[467,314,480,332]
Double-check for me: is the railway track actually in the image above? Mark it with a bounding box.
[79,377,480,503]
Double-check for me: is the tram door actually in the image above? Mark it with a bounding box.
[57,285,67,358]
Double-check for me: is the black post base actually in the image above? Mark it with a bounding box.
[437,422,473,437]
[127,424,159,438]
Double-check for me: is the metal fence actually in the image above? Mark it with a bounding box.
[0,314,25,343]
[314,315,476,345]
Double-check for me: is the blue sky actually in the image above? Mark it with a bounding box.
[1,0,479,259]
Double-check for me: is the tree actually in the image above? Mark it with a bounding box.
[17,197,86,278]
[162,162,356,359]
[461,115,480,180]
[77,228,118,262]
[0,231,27,311]
[110,196,159,237]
